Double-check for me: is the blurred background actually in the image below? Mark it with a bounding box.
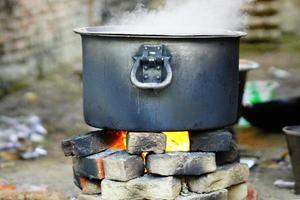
[0,0,300,199]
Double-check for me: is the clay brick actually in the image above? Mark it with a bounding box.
[62,131,112,157]
[79,177,101,195]
[247,183,259,200]
[103,151,144,181]
[126,132,166,154]
[146,152,216,176]
[227,183,248,200]
[73,149,119,180]
[176,189,228,200]
[73,176,101,195]
[216,141,240,165]
[190,130,233,152]
[187,163,249,193]
[101,175,181,200]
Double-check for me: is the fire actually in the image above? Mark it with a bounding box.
[163,131,190,152]
[108,131,127,149]
[108,131,190,152]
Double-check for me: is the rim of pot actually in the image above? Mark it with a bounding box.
[74,26,247,38]
[283,126,300,136]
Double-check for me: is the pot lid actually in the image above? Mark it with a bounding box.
[74,26,247,38]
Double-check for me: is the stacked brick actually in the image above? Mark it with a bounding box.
[0,0,102,96]
[62,130,251,200]
[244,0,281,42]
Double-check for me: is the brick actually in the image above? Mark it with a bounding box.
[216,141,240,165]
[73,170,101,194]
[176,189,228,200]
[73,165,82,189]
[62,131,109,157]
[187,163,249,193]
[73,149,119,180]
[247,183,258,200]
[190,130,233,152]
[79,177,101,195]
[126,132,166,154]
[103,151,144,181]
[78,194,102,200]
[146,152,216,176]
[228,183,248,200]
[101,175,181,200]
[61,131,111,157]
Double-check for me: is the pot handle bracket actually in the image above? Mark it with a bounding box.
[130,45,172,89]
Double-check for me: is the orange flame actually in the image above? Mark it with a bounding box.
[108,131,127,149]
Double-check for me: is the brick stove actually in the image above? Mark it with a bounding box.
[64,25,252,200]
[62,130,251,200]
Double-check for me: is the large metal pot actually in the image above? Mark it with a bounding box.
[75,26,246,131]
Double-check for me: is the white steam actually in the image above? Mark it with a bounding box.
[107,0,248,34]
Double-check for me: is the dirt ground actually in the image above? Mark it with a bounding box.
[0,35,300,199]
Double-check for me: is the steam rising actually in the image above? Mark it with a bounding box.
[107,0,248,35]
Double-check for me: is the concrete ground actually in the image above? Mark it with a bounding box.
[0,35,300,199]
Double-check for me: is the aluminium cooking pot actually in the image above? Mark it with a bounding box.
[75,26,246,131]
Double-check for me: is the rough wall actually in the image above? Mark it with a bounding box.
[281,0,300,35]
[0,0,102,96]
[244,0,281,42]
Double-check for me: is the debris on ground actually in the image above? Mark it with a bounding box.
[0,180,67,200]
[0,190,67,200]
[20,146,47,160]
[269,66,291,79]
[23,92,38,105]
[0,179,16,191]
[0,115,47,161]
[260,151,290,169]
[274,179,295,189]
[240,157,257,169]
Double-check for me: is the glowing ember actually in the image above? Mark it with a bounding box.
[163,131,190,152]
[108,131,127,149]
